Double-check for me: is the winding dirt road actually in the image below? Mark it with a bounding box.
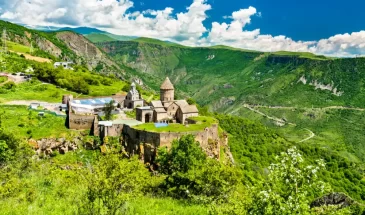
[298,129,315,143]
[230,103,321,143]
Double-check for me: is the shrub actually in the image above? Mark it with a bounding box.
[80,155,153,215]
[3,81,16,90]
[157,135,242,202]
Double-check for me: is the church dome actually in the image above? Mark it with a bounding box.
[160,77,174,90]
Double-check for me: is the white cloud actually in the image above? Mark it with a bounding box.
[199,6,365,57]
[0,0,364,57]
[314,31,365,56]
[47,8,67,19]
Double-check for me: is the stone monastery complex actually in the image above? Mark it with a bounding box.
[135,77,199,124]
[63,77,220,163]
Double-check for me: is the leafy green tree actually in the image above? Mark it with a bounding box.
[0,141,12,163]
[249,147,349,215]
[158,135,242,202]
[0,129,19,163]
[187,98,196,105]
[158,135,206,175]
[209,184,251,215]
[103,100,115,121]
[101,78,112,86]
[80,155,152,215]
[121,82,131,92]
[3,81,16,90]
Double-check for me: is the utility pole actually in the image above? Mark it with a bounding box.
[1,28,7,56]
[2,29,7,54]
[0,29,7,71]
[85,42,88,58]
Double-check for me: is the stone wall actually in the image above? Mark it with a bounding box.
[106,124,124,137]
[123,123,220,164]
[93,116,99,136]
[68,112,95,130]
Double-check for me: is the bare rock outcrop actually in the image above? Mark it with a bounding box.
[310,192,355,209]
[56,31,117,70]
[30,136,83,156]
[13,34,31,46]
[297,75,344,96]
[35,37,63,58]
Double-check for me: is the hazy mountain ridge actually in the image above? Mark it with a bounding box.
[97,40,365,110]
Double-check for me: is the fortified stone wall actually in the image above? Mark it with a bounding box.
[123,124,220,163]
[68,112,95,130]
[107,124,124,137]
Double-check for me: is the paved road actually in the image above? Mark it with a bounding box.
[0,72,28,84]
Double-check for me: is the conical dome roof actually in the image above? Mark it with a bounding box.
[160,77,174,90]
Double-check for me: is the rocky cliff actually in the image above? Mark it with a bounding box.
[0,20,122,75]
[56,31,118,71]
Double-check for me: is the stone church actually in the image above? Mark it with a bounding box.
[136,77,199,124]
[124,82,144,109]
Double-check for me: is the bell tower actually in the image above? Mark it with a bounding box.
[160,77,174,102]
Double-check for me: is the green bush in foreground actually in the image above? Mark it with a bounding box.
[80,155,155,215]
[158,135,242,203]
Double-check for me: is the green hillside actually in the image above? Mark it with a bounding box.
[0,20,122,75]
[98,40,365,109]
[105,33,137,41]
[7,41,31,53]
[85,33,117,43]
[132,37,185,47]
[1,20,365,214]
[97,39,365,184]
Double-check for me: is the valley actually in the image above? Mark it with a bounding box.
[0,20,364,214]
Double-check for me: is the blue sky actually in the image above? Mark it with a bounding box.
[134,0,364,41]
[0,0,364,56]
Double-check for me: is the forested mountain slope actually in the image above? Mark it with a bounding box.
[98,40,365,111]
[97,39,365,174]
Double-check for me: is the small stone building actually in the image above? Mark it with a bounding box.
[153,108,169,122]
[136,107,154,123]
[136,77,199,124]
[124,83,144,109]
[176,105,199,123]
[54,62,74,70]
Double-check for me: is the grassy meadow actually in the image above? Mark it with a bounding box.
[0,80,80,103]
[88,80,128,97]
[7,40,31,53]
[0,105,74,139]
[85,33,117,43]
[133,116,217,133]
